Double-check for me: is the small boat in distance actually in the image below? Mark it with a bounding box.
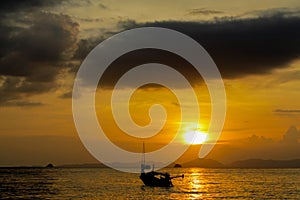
[139,142,184,187]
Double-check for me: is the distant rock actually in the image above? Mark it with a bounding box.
[183,158,224,168]
[174,163,182,168]
[228,159,300,168]
[46,163,54,168]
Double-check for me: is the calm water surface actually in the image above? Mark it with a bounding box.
[0,168,299,199]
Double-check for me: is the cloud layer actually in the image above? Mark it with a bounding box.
[1,5,300,105]
[0,7,78,105]
[119,13,300,78]
[207,126,300,163]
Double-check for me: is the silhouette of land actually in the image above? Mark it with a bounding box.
[227,159,300,168]
[182,158,224,168]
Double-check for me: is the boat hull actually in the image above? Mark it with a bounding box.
[140,172,173,187]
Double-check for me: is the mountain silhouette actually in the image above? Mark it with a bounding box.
[182,158,224,168]
[228,159,300,168]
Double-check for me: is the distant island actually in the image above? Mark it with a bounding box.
[45,163,54,168]
[173,163,182,168]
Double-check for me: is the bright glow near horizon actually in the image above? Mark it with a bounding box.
[183,130,208,145]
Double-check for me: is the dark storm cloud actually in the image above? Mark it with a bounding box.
[98,48,203,89]
[0,0,80,106]
[0,0,66,12]
[2,6,300,104]
[73,37,104,60]
[0,76,54,104]
[0,11,79,105]
[119,13,300,78]
[0,12,78,75]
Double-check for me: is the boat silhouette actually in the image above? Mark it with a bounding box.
[139,142,184,187]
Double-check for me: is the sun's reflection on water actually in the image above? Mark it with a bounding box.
[171,168,210,199]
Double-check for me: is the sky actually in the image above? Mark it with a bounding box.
[0,0,300,166]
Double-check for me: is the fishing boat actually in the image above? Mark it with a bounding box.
[139,143,184,187]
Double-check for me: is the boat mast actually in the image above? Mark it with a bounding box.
[141,141,146,173]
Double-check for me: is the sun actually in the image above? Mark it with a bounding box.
[183,130,208,145]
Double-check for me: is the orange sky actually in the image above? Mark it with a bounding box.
[0,0,300,166]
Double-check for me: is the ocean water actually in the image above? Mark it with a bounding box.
[0,168,299,199]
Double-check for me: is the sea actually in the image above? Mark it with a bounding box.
[0,168,299,199]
